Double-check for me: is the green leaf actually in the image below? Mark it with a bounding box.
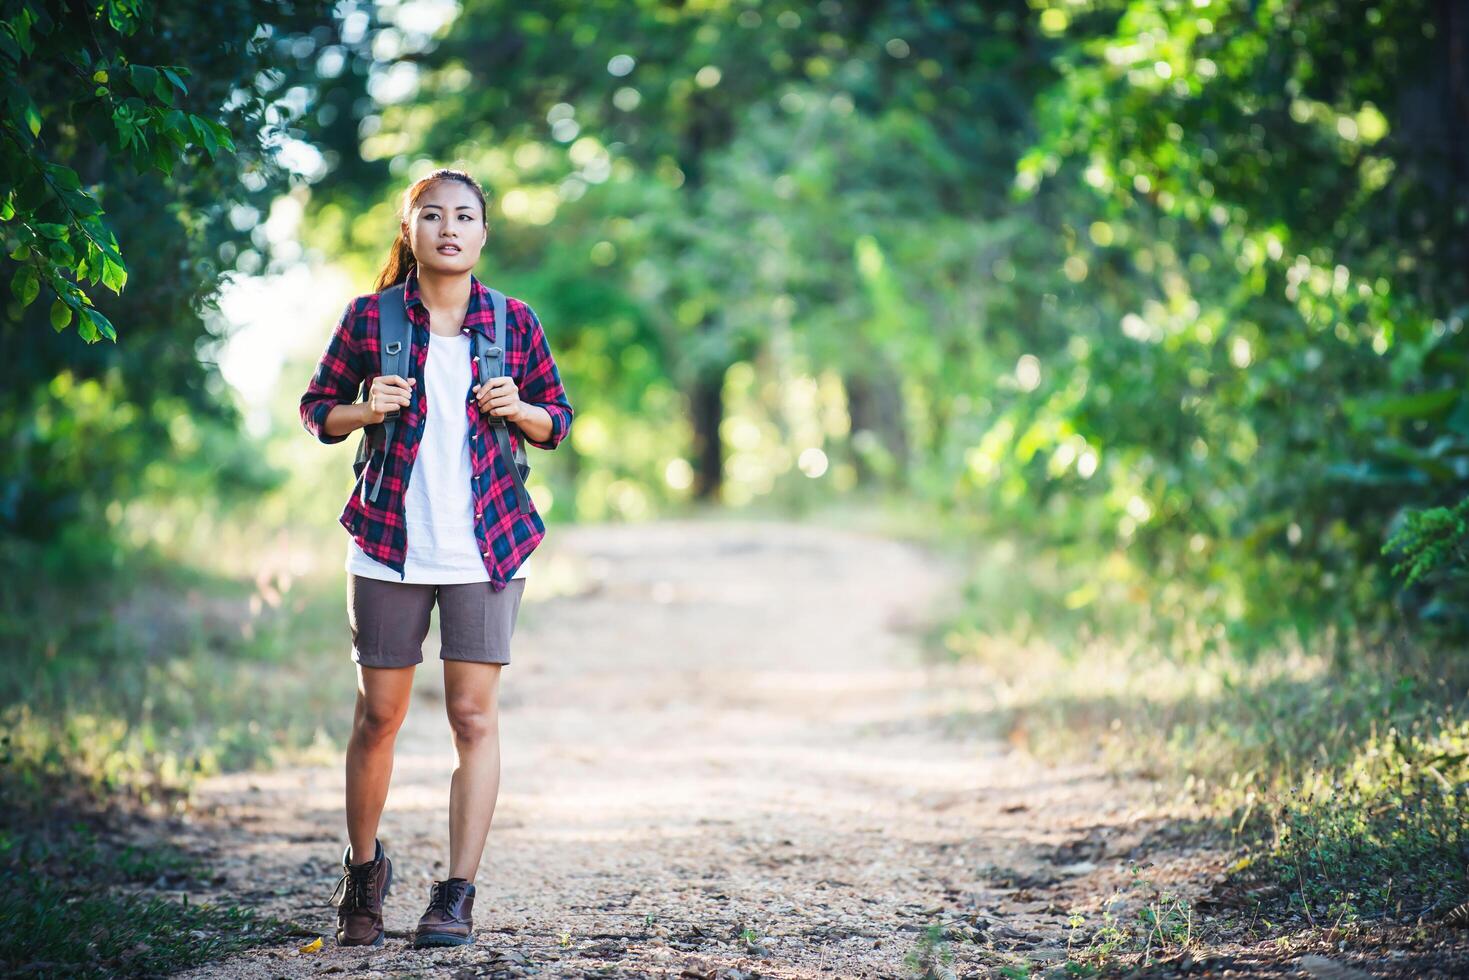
[85,220,124,263]
[11,9,32,54]
[14,172,47,210]
[112,106,137,150]
[1369,440,1459,483]
[12,265,39,307]
[60,188,103,217]
[47,238,76,265]
[1355,389,1460,421]
[42,163,81,191]
[0,25,21,64]
[191,116,218,156]
[162,67,188,96]
[83,307,117,341]
[101,255,128,293]
[107,1,140,35]
[34,222,67,239]
[191,118,237,156]
[50,297,72,332]
[161,117,188,151]
[128,64,159,99]
[77,309,100,342]
[150,140,173,176]
[21,95,41,137]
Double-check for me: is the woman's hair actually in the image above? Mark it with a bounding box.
[372,168,490,291]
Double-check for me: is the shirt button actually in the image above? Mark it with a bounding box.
[474,511,481,520]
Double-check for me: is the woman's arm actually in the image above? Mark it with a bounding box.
[301,299,367,445]
[510,402,554,445]
[512,303,574,450]
[322,401,377,440]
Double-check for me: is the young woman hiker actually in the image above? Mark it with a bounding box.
[298,168,574,949]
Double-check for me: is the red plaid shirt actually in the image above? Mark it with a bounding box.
[300,266,573,590]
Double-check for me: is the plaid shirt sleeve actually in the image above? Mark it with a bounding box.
[516,302,574,451]
[300,298,365,445]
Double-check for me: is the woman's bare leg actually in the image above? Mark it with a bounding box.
[442,660,503,881]
[346,662,416,863]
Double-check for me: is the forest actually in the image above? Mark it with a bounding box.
[2,1,1466,977]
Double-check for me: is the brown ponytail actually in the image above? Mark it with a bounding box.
[372,168,491,292]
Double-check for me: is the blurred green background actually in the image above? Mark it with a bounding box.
[2,0,1466,974]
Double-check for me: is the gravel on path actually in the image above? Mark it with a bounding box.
[168,519,1139,979]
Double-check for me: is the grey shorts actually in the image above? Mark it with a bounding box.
[347,575,526,669]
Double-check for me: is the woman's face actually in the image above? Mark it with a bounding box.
[404,179,488,275]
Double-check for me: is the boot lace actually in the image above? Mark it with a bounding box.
[329,861,375,912]
[426,878,469,917]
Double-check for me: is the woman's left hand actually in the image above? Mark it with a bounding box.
[472,376,523,421]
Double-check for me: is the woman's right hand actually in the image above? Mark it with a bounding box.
[363,374,416,424]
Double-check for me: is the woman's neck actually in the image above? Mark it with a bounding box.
[415,266,472,336]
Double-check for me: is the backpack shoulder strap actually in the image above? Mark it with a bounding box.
[360,282,412,504]
[471,287,510,408]
[472,288,532,515]
[378,281,412,398]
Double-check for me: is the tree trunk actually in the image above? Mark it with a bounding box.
[845,369,908,487]
[690,364,724,501]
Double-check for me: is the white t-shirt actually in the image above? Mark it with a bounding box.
[347,329,528,583]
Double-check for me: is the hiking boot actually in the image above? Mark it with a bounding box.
[413,877,476,947]
[328,838,393,947]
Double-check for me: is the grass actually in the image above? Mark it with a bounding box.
[903,921,959,980]
[1263,717,1469,927]
[914,530,1469,973]
[0,785,300,978]
[5,482,1467,976]
[1060,863,1198,973]
[0,507,356,977]
[0,526,355,808]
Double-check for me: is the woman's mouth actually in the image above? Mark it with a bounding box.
[437,244,461,254]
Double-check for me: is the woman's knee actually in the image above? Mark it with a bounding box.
[445,700,497,745]
[353,700,407,746]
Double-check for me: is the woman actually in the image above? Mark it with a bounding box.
[298,168,574,949]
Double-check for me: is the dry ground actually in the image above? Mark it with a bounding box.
[159,519,1216,979]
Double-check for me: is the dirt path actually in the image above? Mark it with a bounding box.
[169,519,1155,979]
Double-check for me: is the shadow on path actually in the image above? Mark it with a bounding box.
[170,519,1139,979]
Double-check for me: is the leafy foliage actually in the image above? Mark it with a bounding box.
[1,0,238,342]
[1265,719,1469,926]
[997,0,1469,648]
[1,0,352,546]
[1383,497,1469,630]
[298,0,1469,645]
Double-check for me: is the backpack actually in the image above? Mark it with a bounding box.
[353,281,532,514]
